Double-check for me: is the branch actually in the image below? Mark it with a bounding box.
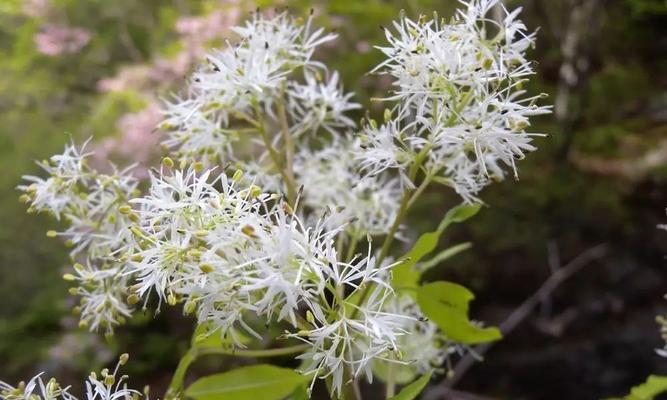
[424,244,607,399]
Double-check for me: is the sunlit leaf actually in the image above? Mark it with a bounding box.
[417,282,501,345]
[185,365,309,400]
[607,375,667,400]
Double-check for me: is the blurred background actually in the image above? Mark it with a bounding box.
[0,0,666,399]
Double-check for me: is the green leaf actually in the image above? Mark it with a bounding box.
[440,203,482,228]
[630,376,667,399]
[389,371,433,400]
[185,365,309,400]
[392,204,481,289]
[417,282,502,345]
[288,384,309,400]
[608,375,667,400]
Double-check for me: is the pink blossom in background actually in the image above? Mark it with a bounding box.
[355,41,370,53]
[93,105,163,178]
[176,8,241,52]
[35,24,91,56]
[96,52,192,93]
[116,105,163,162]
[99,4,241,94]
[94,4,243,177]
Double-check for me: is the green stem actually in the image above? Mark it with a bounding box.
[350,144,433,319]
[377,191,411,263]
[167,348,197,397]
[277,92,297,206]
[254,104,295,204]
[386,363,396,399]
[407,172,435,209]
[197,343,310,358]
[345,232,361,263]
[377,143,432,262]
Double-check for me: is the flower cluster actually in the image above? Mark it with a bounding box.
[361,0,551,201]
[0,355,139,400]
[17,2,549,398]
[18,140,139,333]
[295,137,401,237]
[125,166,411,394]
[160,10,337,164]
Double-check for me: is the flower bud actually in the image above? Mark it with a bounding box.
[118,205,132,215]
[162,157,175,168]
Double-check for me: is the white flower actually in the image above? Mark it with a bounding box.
[292,284,412,397]
[128,167,346,342]
[161,95,237,165]
[18,139,92,219]
[160,11,338,167]
[364,0,551,202]
[0,373,75,400]
[295,137,401,236]
[287,72,360,135]
[67,262,133,333]
[18,140,139,333]
[356,121,413,180]
[1,355,139,400]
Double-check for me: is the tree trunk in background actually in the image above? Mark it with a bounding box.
[554,0,604,158]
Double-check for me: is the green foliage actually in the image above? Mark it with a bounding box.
[608,375,667,400]
[185,365,309,400]
[392,203,480,288]
[417,282,501,345]
[388,371,433,400]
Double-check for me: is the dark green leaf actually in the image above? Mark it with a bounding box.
[185,365,309,400]
[389,371,433,400]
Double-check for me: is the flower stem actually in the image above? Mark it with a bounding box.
[386,363,396,399]
[254,103,296,205]
[277,91,297,206]
[378,144,431,263]
[350,145,432,318]
[345,232,361,263]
